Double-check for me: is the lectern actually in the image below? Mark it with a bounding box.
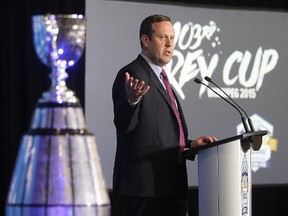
[184,130,267,216]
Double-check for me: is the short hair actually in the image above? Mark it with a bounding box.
[139,14,171,48]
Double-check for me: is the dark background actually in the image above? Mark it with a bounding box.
[1,0,287,215]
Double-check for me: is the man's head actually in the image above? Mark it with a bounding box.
[140,14,175,67]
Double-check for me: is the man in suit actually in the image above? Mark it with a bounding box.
[112,14,217,216]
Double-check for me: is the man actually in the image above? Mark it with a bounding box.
[112,14,217,216]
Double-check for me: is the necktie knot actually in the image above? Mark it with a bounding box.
[161,69,168,81]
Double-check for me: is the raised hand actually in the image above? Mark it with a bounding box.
[125,72,150,102]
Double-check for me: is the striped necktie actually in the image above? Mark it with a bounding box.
[161,69,185,153]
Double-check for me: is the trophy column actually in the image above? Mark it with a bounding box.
[6,14,110,216]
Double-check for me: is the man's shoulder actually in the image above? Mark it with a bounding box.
[120,55,147,73]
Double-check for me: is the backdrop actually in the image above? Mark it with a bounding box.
[85,0,288,188]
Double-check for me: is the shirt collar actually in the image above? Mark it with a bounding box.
[140,53,163,78]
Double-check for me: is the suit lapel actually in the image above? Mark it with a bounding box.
[136,55,188,135]
[136,55,173,110]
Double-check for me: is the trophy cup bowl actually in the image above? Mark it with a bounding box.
[6,14,111,216]
[32,14,86,103]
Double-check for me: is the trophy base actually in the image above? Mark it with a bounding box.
[6,96,111,216]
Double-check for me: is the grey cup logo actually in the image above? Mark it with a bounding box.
[241,154,249,216]
[237,114,278,173]
[165,21,279,100]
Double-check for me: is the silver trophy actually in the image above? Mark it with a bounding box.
[6,14,111,216]
[33,13,85,103]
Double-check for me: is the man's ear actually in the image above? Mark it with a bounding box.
[141,34,149,48]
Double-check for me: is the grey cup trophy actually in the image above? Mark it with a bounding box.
[6,14,111,216]
[33,13,85,103]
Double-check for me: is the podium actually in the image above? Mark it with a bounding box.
[184,130,267,216]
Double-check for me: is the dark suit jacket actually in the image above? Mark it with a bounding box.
[112,55,193,199]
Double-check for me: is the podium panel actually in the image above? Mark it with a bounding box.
[189,131,268,216]
[199,139,251,216]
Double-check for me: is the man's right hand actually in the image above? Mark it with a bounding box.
[125,72,150,103]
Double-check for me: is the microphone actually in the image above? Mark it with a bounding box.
[194,77,250,133]
[204,76,254,132]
